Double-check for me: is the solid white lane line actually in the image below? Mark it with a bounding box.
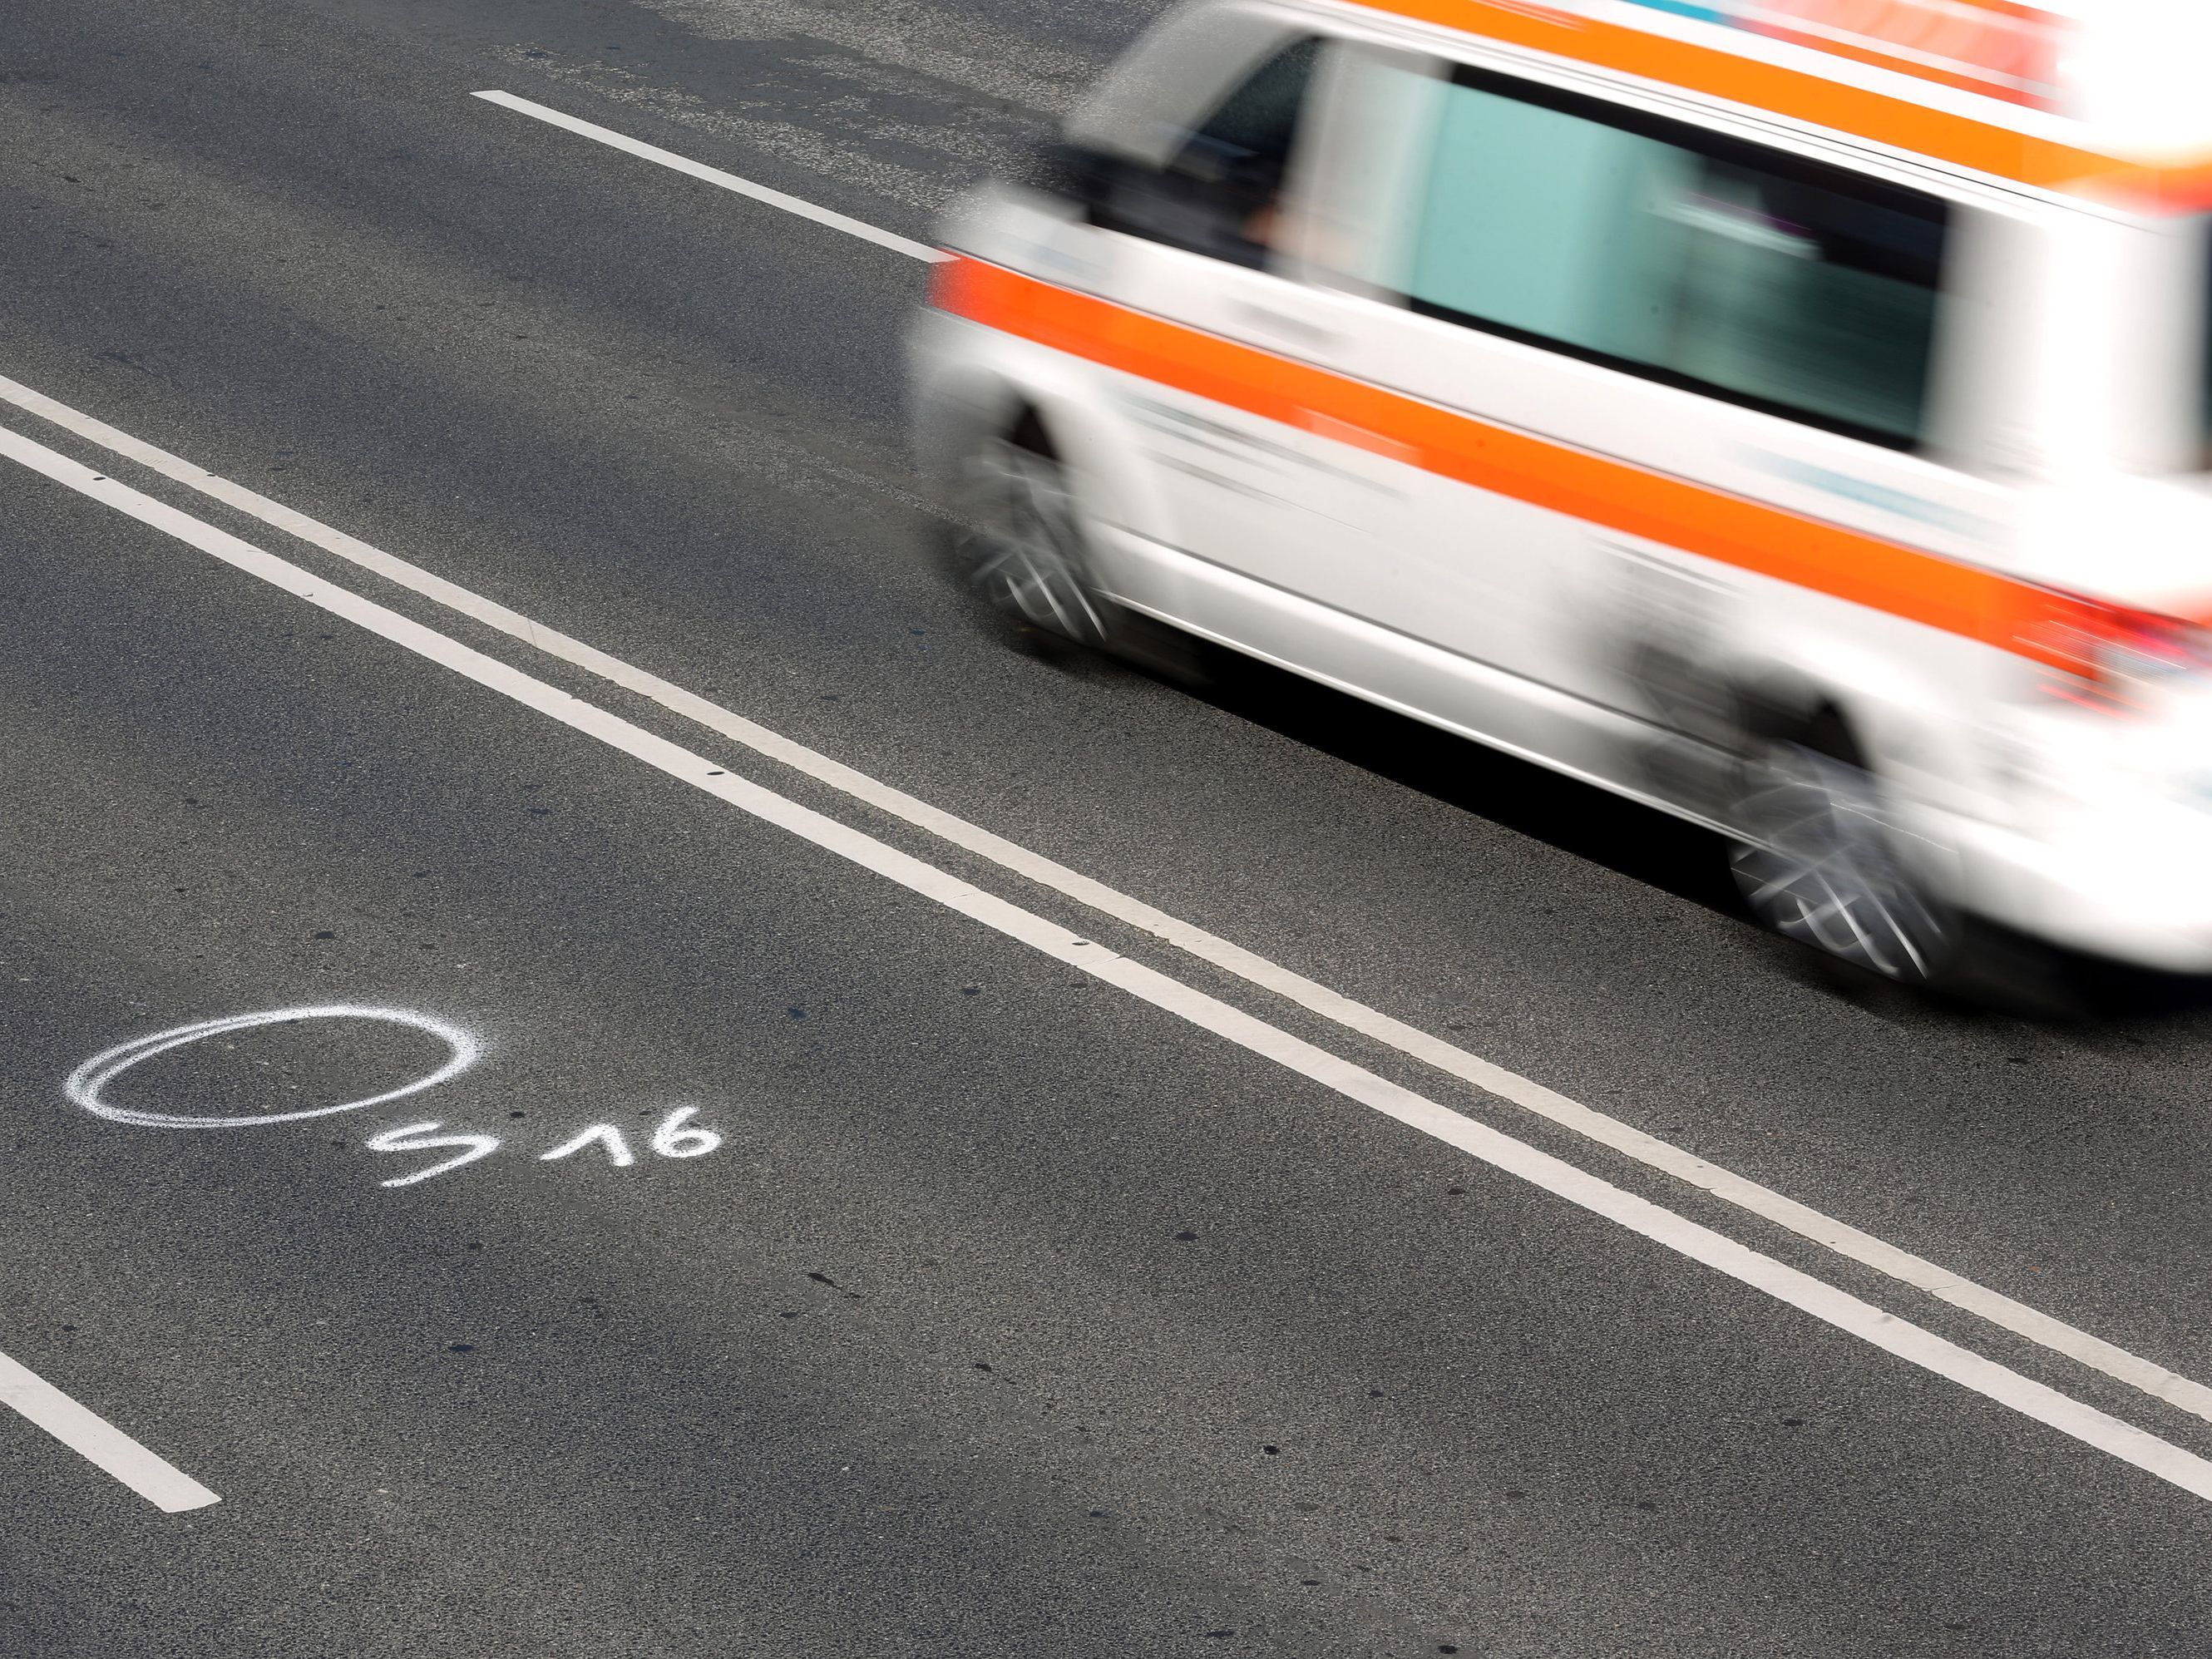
[7,369,2210,1434]
[470,89,949,264]
[0,1347,220,1513]
[9,420,2212,1507]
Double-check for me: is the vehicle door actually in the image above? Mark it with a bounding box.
[1061,14,1400,619]
[1291,49,2018,806]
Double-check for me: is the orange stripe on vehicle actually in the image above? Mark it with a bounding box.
[932,255,2046,659]
[1747,0,2061,112]
[1345,0,2212,206]
[2093,158,2212,216]
[1757,32,2039,113]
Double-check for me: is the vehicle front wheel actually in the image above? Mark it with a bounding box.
[950,427,1117,652]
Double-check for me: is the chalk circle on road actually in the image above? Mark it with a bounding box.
[66,1005,481,1129]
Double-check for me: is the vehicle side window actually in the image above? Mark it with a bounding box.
[1404,67,1951,449]
[1093,37,1321,270]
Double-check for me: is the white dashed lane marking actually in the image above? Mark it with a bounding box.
[0,1346,219,1513]
[472,89,949,264]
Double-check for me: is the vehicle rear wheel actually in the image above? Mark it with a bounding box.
[1728,713,1958,985]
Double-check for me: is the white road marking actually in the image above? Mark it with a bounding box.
[7,369,2210,1435]
[539,1124,638,1168]
[0,1347,220,1513]
[650,1106,722,1158]
[9,419,2212,1506]
[470,89,949,264]
[67,1005,479,1129]
[365,1122,505,1188]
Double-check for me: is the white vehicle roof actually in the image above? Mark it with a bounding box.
[1256,0,2212,205]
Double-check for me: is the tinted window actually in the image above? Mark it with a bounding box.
[1094,37,1321,269]
[1405,68,1950,448]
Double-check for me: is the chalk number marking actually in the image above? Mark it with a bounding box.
[368,1107,723,1187]
[68,1006,723,1190]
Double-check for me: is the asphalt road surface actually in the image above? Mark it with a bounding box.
[7,4,2212,1656]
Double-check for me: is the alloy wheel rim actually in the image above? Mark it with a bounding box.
[1731,745,1953,982]
[959,441,1109,645]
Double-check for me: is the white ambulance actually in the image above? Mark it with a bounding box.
[908,0,2212,989]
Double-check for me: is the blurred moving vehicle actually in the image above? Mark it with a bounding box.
[909,0,2212,988]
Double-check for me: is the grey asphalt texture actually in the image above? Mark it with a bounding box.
[3,2,2212,1655]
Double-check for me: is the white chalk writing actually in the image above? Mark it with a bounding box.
[650,1105,721,1158]
[69,1008,726,1191]
[66,1005,479,1129]
[539,1123,638,1168]
[367,1122,504,1188]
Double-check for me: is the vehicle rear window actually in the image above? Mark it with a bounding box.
[1403,67,1951,449]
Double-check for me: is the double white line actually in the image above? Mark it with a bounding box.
[8,88,2210,1513]
[5,353,2212,1505]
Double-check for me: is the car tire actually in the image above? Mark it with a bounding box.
[949,420,1120,654]
[1727,711,1960,987]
